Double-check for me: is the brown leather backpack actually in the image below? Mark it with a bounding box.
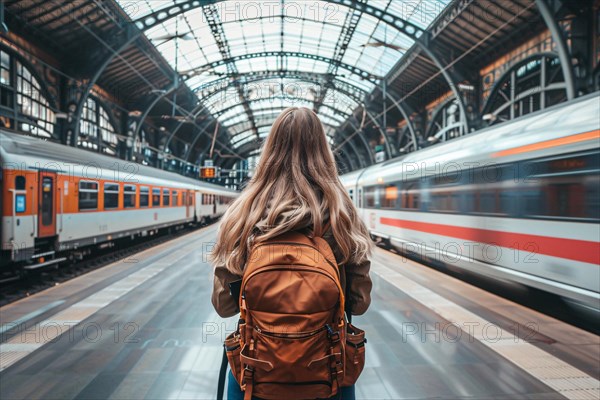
[223,230,366,400]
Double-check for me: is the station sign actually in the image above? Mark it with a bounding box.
[200,166,217,179]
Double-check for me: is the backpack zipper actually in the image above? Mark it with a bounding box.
[252,241,320,252]
[249,241,340,277]
[254,325,327,339]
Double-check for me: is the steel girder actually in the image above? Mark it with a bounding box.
[71,15,247,161]
[535,0,576,100]
[213,94,352,119]
[69,24,141,146]
[202,4,259,137]
[163,102,212,153]
[345,118,375,165]
[379,87,419,152]
[132,0,472,139]
[181,51,380,83]
[133,83,178,140]
[314,0,364,113]
[226,118,342,144]
[134,0,430,45]
[217,137,356,174]
[184,120,224,161]
[194,70,368,104]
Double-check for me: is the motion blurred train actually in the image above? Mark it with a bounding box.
[0,130,238,275]
[341,94,600,310]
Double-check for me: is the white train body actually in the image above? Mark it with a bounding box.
[341,94,600,309]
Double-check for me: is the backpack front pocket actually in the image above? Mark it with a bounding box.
[342,323,366,386]
[249,326,336,399]
[224,331,242,386]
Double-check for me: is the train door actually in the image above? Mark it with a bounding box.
[38,171,57,237]
[186,191,193,218]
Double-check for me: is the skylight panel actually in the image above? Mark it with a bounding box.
[114,0,453,158]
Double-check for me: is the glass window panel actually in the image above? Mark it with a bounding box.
[16,61,55,138]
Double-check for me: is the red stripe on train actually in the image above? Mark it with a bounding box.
[380,217,600,265]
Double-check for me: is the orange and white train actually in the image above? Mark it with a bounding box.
[341,93,600,310]
[0,130,238,273]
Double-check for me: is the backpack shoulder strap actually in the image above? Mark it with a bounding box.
[216,346,228,400]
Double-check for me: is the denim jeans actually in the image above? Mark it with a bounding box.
[227,370,356,400]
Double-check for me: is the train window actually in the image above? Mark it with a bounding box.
[547,182,584,218]
[189,193,194,206]
[585,176,600,220]
[172,190,179,206]
[182,192,187,206]
[15,175,25,190]
[411,194,420,209]
[520,189,543,217]
[478,191,497,213]
[364,186,377,208]
[462,192,476,214]
[124,185,137,208]
[140,186,149,207]
[41,177,53,226]
[358,188,362,208]
[163,189,170,206]
[152,188,160,207]
[381,185,398,209]
[498,192,517,216]
[79,181,98,210]
[104,183,119,209]
[401,181,420,210]
[430,192,447,212]
[14,176,27,213]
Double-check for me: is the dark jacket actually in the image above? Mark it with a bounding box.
[211,205,372,318]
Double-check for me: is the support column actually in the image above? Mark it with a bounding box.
[536,0,576,100]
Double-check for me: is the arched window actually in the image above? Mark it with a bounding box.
[482,54,567,125]
[79,97,118,155]
[0,48,57,139]
[16,61,56,138]
[426,98,462,144]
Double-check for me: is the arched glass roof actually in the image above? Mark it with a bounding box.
[117,0,451,152]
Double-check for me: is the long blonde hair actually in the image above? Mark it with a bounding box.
[211,107,372,275]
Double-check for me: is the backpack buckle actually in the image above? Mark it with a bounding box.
[326,324,340,343]
[243,365,254,381]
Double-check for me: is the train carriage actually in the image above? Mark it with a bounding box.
[341,93,600,310]
[0,130,238,272]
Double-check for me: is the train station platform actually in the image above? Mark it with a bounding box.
[1,225,598,400]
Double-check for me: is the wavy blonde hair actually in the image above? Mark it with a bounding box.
[211,107,372,275]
